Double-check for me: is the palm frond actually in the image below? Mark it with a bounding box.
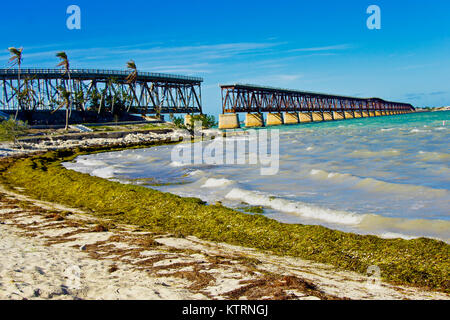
[126,60,137,71]
[56,51,70,72]
[7,47,23,66]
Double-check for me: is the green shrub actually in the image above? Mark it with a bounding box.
[0,118,28,142]
[169,114,186,129]
[187,114,217,129]
[169,114,217,130]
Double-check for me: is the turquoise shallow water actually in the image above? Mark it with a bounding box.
[64,111,450,242]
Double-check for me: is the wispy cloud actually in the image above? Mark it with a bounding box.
[289,44,352,53]
[232,74,303,86]
[404,91,447,99]
[1,41,283,74]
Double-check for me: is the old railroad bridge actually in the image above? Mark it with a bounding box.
[0,68,203,116]
[0,68,415,128]
[218,84,415,129]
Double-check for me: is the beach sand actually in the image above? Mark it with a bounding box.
[1,185,448,300]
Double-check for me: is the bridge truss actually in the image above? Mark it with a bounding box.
[0,68,203,115]
[221,84,414,113]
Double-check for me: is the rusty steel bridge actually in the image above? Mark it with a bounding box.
[218,84,415,128]
[0,68,203,116]
[221,84,414,114]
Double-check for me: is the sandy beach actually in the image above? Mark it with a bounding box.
[0,129,448,300]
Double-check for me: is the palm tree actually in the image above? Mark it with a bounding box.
[8,47,23,120]
[56,51,71,130]
[126,60,138,83]
[51,86,71,123]
[125,60,139,111]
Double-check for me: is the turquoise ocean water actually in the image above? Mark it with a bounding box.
[64,111,450,242]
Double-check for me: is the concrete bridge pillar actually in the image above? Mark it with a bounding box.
[266,113,284,126]
[323,112,333,121]
[245,113,264,127]
[311,112,324,121]
[284,112,300,124]
[369,111,376,117]
[299,112,312,123]
[184,114,192,126]
[333,111,345,120]
[344,111,354,119]
[218,113,240,129]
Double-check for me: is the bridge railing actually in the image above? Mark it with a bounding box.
[0,68,203,82]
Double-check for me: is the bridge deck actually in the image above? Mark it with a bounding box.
[221,83,414,113]
[0,68,203,84]
[0,68,203,118]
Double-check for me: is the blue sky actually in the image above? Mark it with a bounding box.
[1,0,449,116]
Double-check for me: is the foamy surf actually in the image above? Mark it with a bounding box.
[309,169,448,198]
[201,178,234,188]
[225,188,450,243]
[225,188,364,225]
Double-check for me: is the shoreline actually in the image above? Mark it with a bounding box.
[0,129,449,299]
[1,183,448,300]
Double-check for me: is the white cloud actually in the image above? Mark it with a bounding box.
[289,44,351,52]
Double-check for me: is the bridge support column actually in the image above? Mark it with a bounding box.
[375,111,382,116]
[354,111,362,118]
[369,111,376,117]
[323,112,333,121]
[344,111,354,119]
[284,112,299,124]
[361,111,369,117]
[299,112,312,123]
[333,111,345,120]
[266,113,284,126]
[245,113,264,127]
[219,113,240,129]
[184,114,193,126]
[311,112,324,121]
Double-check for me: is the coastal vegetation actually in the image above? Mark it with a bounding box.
[170,114,217,130]
[0,144,448,293]
[0,118,28,142]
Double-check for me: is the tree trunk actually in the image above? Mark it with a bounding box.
[14,66,21,121]
[65,72,71,131]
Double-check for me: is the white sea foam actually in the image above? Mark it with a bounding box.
[74,158,107,167]
[309,169,448,197]
[170,161,190,167]
[188,170,203,176]
[91,166,117,179]
[201,178,234,188]
[378,232,418,240]
[225,188,364,225]
[410,128,429,133]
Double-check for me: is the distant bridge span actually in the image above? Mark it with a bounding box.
[219,84,415,129]
[0,68,203,117]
